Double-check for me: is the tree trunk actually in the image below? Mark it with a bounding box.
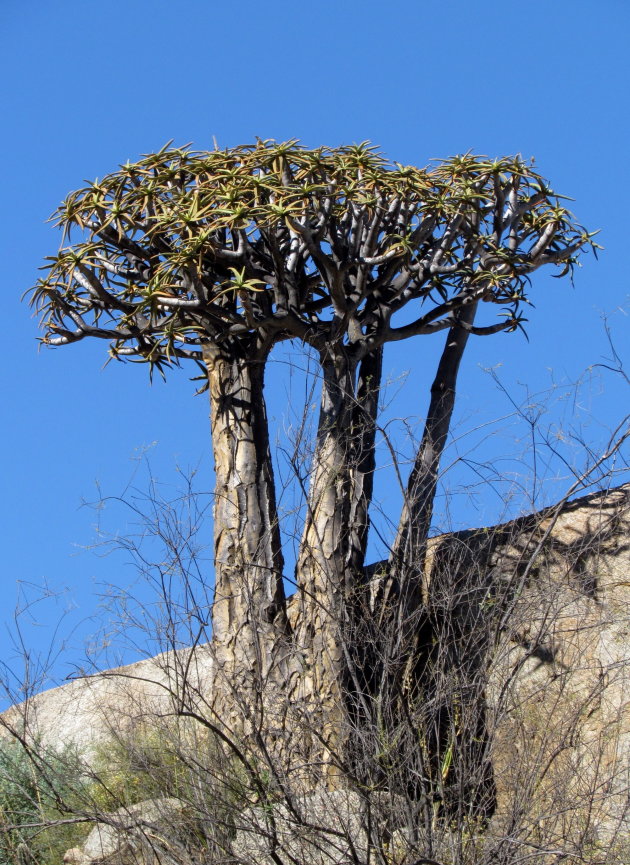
[289,346,383,775]
[389,300,479,611]
[294,350,358,709]
[346,348,383,579]
[204,341,290,698]
[376,302,498,815]
[360,302,479,784]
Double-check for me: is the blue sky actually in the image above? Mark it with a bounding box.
[2,0,628,697]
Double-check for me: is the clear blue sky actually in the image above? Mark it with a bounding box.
[2,0,628,697]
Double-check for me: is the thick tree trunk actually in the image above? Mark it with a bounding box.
[290,346,383,773]
[204,342,290,696]
[294,351,358,706]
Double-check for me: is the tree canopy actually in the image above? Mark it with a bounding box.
[31,140,595,377]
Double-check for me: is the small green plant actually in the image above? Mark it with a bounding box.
[85,716,249,859]
[0,717,249,864]
[0,737,89,865]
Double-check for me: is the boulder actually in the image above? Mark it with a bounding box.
[62,797,187,865]
[1,645,215,762]
[232,787,406,865]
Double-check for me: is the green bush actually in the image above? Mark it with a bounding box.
[0,737,90,865]
[0,716,252,864]
[86,718,245,859]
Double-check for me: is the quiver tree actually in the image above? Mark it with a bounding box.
[30,140,595,773]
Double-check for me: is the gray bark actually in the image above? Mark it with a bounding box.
[290,347,383,771]
[294,350,358,717]
[204,342,290,693]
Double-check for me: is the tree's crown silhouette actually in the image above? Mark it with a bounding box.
[30,140,595,376]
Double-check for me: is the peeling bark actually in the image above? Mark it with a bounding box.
[204,341,290,691]
[294,350,358,708]
[291,347,383,770]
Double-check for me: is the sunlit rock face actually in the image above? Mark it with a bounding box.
[479,485,629,851]
[1,646,215,760]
